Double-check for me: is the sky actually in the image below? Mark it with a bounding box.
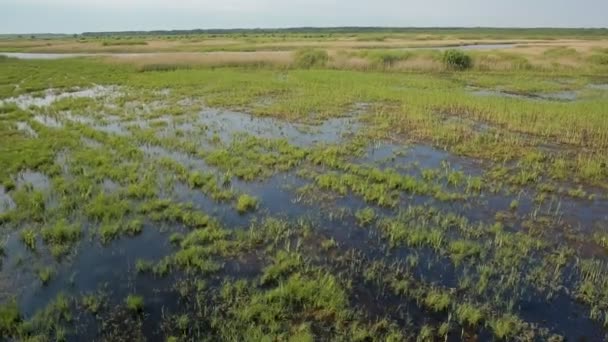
[1,0,607,34]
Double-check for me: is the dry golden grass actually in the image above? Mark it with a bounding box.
[4,36,607,57]
[15,36,596,73]
[104,51,294,68]
[0,37,559,53]
[0,38,241,53]
[254,38,543,50]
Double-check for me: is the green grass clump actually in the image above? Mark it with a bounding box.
[81,294,103,314]
[86,193,130,221]
[169,233,184,245]
[139,64,193,73]
[589,54,608,65]
[20,228,37,250]
[38,267,55,285]
[489,314,523,339]
[124,219,143,236]
[448,240,483,264]
[261,251,303,285]
[423,289,451,312]
[135,259,153,273]
[294,49,329,69]
[125,295,144,313]
[42,219,81,257]
[24,293,72,339]
[455,303,484,326]
[173,247,222,274]
[98,219,143,244]
[0,300,20,336]
[355,207,376,226]
[99,222,121,244]
[228,271,348,337]
[235,194,258,214]
[442,49,473,70]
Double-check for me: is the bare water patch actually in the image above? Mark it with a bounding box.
[15,121,38,137]
[16,170,51,191]
[196,107,361,147]
[468,87,578,102]
[74,114,132,135]
[94,121,129,136]
[363,142,486,176]
[397,43,517,52]
[0,52,101,60]
[81,137,104,149]
[0,186,16,214]
[587,83,608,90]
[140,144,209,171]
[1,85,120,110]
[33,115,62,128]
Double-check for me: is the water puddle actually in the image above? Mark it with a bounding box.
[469,87,578,102]
[363,143,485,176]
[94,122,129,135]
[15,121,38,137]
[196,108,361,147]
[587,83,608,90]
[392,43,518,52]
[140,144,208,170]
[0,186,16,214]
[81,137,104,149]
[102,179,121,193]
[0,52,102,60]
[2,85,119,110]
[33,115,62,128]
[17,170,51,191]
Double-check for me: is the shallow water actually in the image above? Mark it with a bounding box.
[15,121,38,137]
[469,87,578,102]
[1,85,119,110]
[0,186,15,214]
[587,83,608,90]
[2,90,608,340]
[33,115,62,127]
[399,43,517,51]
[17,170,51,191]
[194,107,361,147]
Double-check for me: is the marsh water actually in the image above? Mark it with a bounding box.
[1,85,607,341]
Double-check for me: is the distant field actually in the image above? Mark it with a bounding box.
[1,28,608,341]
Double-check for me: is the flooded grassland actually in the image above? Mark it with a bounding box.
[0,45,608,341]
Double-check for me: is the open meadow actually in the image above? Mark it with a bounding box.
[0,28,608,341]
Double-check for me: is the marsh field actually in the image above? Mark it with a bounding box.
[0,28,608,341]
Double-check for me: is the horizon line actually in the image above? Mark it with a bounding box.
[2,26,607,36]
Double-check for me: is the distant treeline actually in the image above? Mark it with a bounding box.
[80,27,608,37]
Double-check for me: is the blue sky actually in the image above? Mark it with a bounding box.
[1,0,607,34]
